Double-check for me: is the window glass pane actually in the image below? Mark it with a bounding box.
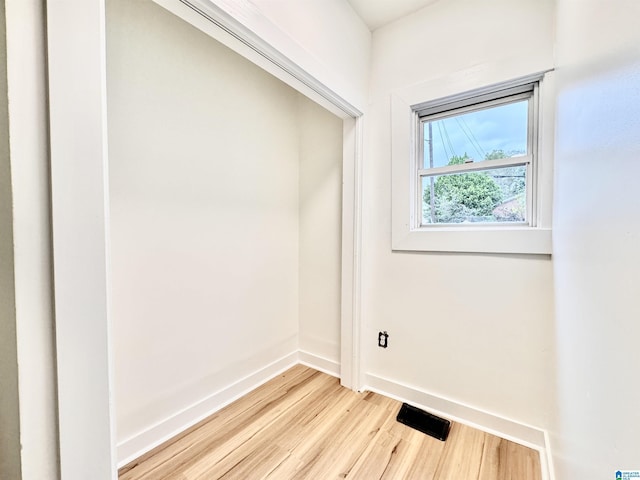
[421,165,527,224]
[422,100,528,169]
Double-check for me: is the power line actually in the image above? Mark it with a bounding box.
[441,120,457,159]
[456,117,486,159]
[436,121,451,161]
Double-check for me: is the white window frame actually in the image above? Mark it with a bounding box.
[417,85,536,228]
[391,68,554,254]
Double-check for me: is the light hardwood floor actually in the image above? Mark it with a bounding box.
[119,365,541,480]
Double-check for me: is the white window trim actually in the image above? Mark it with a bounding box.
[391,67,555,255]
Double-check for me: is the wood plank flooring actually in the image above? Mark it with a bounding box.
[119,365,541,480]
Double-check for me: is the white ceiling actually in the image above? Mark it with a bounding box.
[346,0,441,31]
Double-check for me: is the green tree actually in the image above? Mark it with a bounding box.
[424,154,503,223]
[484,149,526,198]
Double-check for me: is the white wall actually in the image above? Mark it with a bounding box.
[363,0,556,430]
[552,0,640,477]
[107,0,299,446]
[298,96,343,364]
[0,1,21,478]
[249,0,371,111]
[107,0,343,462]
[156,0,371,114]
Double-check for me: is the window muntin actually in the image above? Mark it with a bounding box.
[416,86,537,227]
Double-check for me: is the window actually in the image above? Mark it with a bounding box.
[416,84,536,226]
[391,69,554,254]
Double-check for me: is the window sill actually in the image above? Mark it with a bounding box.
[391,226,552,255]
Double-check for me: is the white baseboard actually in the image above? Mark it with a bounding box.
[363,372,545,448]
[117,355,553,480]
[116,351,298,468]
[298,350,340,378]
[542,430,556,480]
[363,372,552,479]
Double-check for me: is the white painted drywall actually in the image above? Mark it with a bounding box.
[155,0,370,113]
[298,95,343,364]
[248,0,371,111]
[107,0,303,451]
[5,1,59,478]
[363,0,556,429]
[0,2,21,478]
[551,0,640,477]
[346,0,439,31]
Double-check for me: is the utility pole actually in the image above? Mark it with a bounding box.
[428,122,436,223]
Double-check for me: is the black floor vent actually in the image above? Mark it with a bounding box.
[396,403,451,441]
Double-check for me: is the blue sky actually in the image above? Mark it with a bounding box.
[423,100,528,168]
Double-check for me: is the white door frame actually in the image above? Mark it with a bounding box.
[47,0,363,477]
[47,1,116,479]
